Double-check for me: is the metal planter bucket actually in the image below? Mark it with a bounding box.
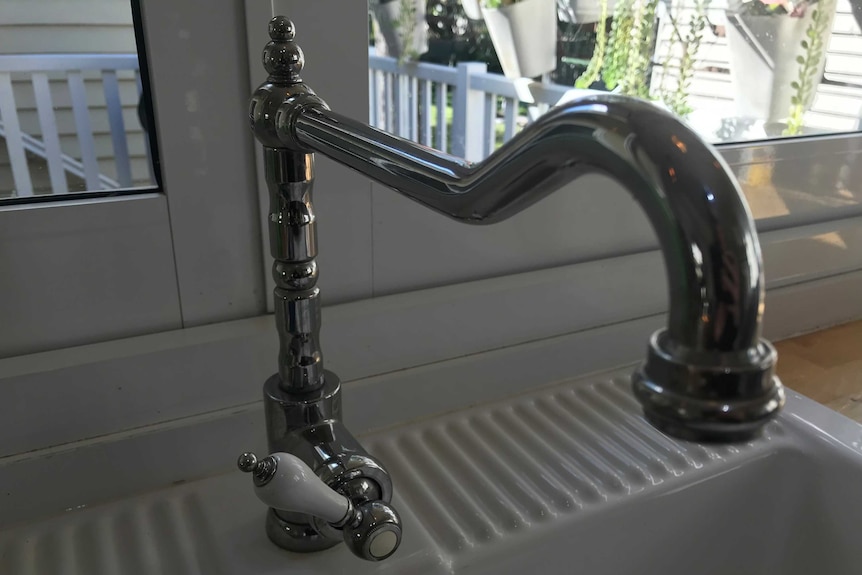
[482,0,558,78]
[726,8,835,125]
[569,0,617,23]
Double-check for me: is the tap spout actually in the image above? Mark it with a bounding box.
[294,100,761,352]
[255,17,784,442]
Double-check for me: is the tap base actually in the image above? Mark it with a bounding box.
[266,508,340,553]
[632,329,786,443]
[641,410,767,443]
[264,371,342,449]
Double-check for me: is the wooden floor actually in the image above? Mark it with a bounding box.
[776,319,862,424]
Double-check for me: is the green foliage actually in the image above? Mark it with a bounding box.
[784,1,834,136]
[396,0,419,64]
[483,0,520,7]
[579,0,711,116]
[602,0,635,90]
[622,0,660,97]
[578,0,661,98]
[738,0,788,15]
[575,0,610,88]
[658,0,710,116]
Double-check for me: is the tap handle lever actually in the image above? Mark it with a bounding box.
[237,451,350,524]
[237,452,402,561]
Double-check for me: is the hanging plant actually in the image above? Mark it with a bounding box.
[602,0,635,90]
[574,0,609,88]
[658,0,710,116]
[397,0,420,63]
[577,0,660,97]
[622,0,660,97]
[785,0,835,135]
[725,0,837,132]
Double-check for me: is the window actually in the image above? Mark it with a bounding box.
[361,0,862,294]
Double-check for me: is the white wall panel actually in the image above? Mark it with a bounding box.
[0,194,181,357]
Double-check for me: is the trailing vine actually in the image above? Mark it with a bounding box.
[664,0,709,115]
[655,1,681,98]
[397,0,419,63]
[583,0,660,97]
[602,0,635,90]
[784,0,834,135]
[622,0,660,98]
[574,0,609,88]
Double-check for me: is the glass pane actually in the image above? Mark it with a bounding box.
[0,0,158,203]
[367,0,862,151]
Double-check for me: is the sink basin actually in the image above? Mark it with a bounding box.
[464,446,861,575]
[1,371,860,574]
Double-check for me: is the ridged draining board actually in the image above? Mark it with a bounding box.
[0,373,795,575]
[361,374,784,559]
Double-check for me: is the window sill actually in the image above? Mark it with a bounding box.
[3,212,862,461]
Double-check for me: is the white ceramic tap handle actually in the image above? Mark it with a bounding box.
[237,452,350,525]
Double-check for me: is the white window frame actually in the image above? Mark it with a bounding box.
[0,0,268,357]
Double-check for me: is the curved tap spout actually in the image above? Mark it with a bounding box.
[295,100,761,353]
[252,16,784,443]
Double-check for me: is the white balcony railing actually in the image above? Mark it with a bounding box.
[369,48,598,162]
[0,53,145,198]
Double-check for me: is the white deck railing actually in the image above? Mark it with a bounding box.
[369,48,597,161]
[0,53,143,197]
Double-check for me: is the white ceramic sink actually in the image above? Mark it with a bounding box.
[465,446,862,575]
[1,371,860,574]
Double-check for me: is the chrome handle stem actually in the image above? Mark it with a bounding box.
[266,149,325,394]
[244,16,400,560]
